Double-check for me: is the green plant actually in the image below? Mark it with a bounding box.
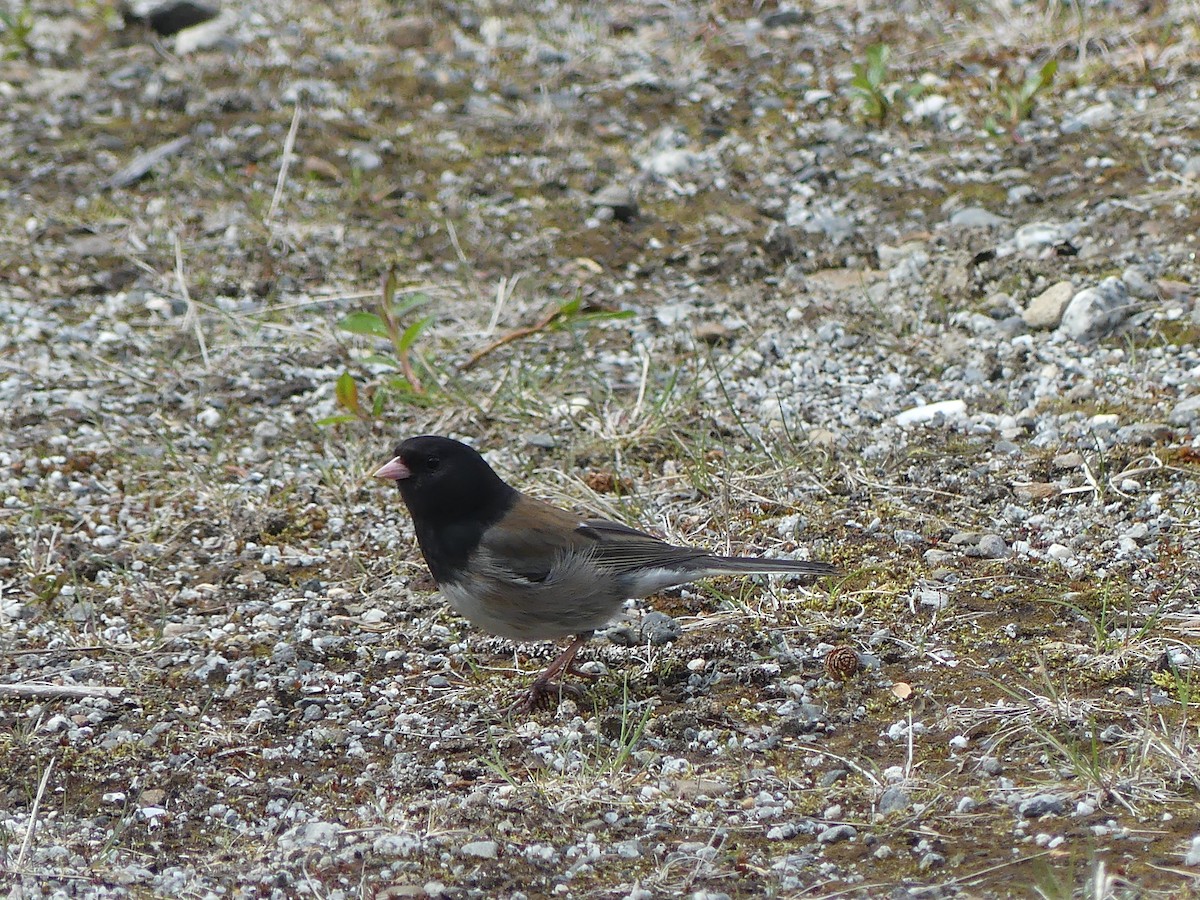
[0,2,35,59]
[320,270,437,424]
[849,44,894,123]
[462,294,633,370]
[986,60,1058,135]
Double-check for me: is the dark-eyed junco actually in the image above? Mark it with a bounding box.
[374,435,837,710]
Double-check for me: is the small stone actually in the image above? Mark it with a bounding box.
[817,824,857,844]
[642,149,698,178]
[694,322,733,346]
[919,851,946,871]
[639,611,681,645]
[980,757,1002,776]
[1061,102,1115,134]
[762,8,806,26]
[605,626,638,647]
[1018,794,1064,818]
[615,839,640,859]
[592,183,638,222]
[1059,277,1133,341]
[348,147,383,172]
[1184,835,1200,866]
[895,399,967,427]
[388,15,434,49]
[957,797,977,813]
[957,533,1007,559]
[805,428,838,450]
[461,840,498,859]
[1169,395,1200,426]
[948,206,1006,229]
[819,769,848,788]
[1013,482,1059,502]
[878,786,910,814]
[1052,452,1085,470]
[923,549,954,566]
[1014,221,1072,251]
[1122,265,1157,300]
[1022,281,1075,329]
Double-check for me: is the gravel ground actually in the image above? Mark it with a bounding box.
[2,1,1200,897]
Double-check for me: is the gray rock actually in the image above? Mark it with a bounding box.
[1014,221,1072,251]
[979,757,1002,776]
[642,148,699,178]
[817,824,857,843]
[1018,794,1064,817]
[1122,265,1157,300]
[639,611,681,645]
[1185,835,1200,866]
[1023,281,1074,329]
[878,785,910,814]
[461,840,498,859]
[592,183,638,222]
[101,136,192,190]
[1169,394,1200,426]
[605,626,639,647]
[819,769,848,788]
[762,8,806,26]
[919,851,946,870]
[952,532,1009,559]
[972,534,1009,559]
[923,549,955,566]
[1059,277,1133,340]
[348,147,383,172]
[948,206,1006,229]
[1061,102,1115,134]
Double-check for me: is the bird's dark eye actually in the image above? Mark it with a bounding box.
[426,455,440,471]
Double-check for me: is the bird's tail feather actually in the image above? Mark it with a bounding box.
[699,556,838,577]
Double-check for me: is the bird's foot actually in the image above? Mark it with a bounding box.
[509,678,586,715]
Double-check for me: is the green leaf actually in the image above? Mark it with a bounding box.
[372,389,386,417]
[316,414,360,426]
[335,372,360,413]
[566,309,636,326]
[397,315,434,353]
[865,44,890,87]
[386,375,416,393]
[391,292,431,318]
[363,353,400,368]
[338,312,390,339]
[556,297,583,317]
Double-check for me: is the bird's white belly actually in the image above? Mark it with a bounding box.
[439,554,628,641]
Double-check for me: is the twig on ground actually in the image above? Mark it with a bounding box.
[266,101,303,226]
[0,683,125,700]
[16,756,56,869]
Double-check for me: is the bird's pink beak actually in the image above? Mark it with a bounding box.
[372,457,411,480]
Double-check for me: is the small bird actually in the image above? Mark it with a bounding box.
[374,435,837,710]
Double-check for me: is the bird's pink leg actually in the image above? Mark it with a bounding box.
[512,633,598,713]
